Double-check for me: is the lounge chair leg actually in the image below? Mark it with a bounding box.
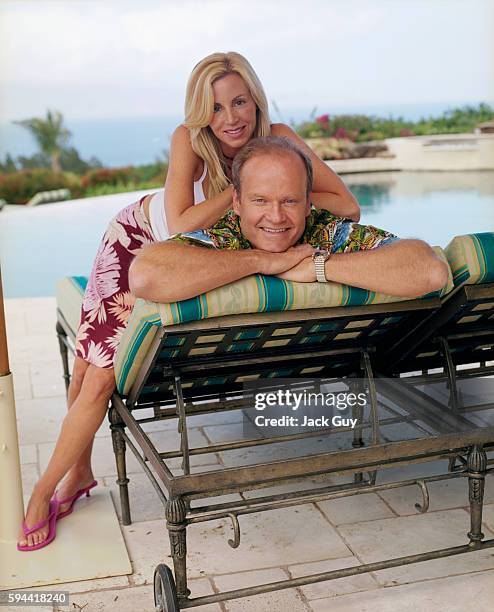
[56,321,71,395]
[360,353,380,485]
[350,380,364,484]
[438,337,460,412]
[166,497,191,601]
[109,405,131,525]
[467,445,487,546]
[173,375,191,476]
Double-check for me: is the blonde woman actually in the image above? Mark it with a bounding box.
[18,51,359,550]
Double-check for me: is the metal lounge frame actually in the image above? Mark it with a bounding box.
[56,284,494,611]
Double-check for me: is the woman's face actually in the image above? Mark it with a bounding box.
[209,73,258,156]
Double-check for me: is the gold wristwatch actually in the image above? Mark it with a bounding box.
[312,249,331,283]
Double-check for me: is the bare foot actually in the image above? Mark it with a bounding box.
[18,490,52,549]
[54,469,96,515]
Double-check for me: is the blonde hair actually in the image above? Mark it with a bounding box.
[184,52,271,198]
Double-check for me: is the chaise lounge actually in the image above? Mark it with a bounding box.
[55,232,494,611]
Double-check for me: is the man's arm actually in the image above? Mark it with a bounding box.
[277,239,449,298]
[129,241,315,303]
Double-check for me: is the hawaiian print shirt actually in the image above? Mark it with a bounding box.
[169,207,399,253]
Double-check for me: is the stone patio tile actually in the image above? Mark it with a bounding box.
[24,303,58,337]
[7,333,60,365]
[146,427,211,453]
[316,492,396,525]
[186,503,351,574]
[121,520,173,585]
[38,435,143,478]
[132,407,249,436]
[55,584,154,612]
[482,503,494,533]
[30,360,68,398]
[123,504,351,583]
[21,462,40,494]
[19,575,129,596]
[2,607,51,612]
[188,491,244,509]
[219,435,341,468]
[375,459,450,484]
[11,363,32,400]
[108,472,167,523]
[337,508,494,585]
[241,475,336,499]
[213,568,309,611]
[149,427,222,471]
[378,473,494,516]
[19,443,37,464]
[202,420,262,444]
[309,569,494,611]
[187,408,248,427]
[288,557,378,600]
[185,577,223,611]
[168,456,223,474]
[15,396,67,444]
[4,311,27,341]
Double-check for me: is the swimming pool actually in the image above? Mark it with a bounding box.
[1,171,493,298]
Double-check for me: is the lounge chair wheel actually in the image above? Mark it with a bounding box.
[154,564,180,612]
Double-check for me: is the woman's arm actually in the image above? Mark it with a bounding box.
[164,125,233,234]
[271,123,360,222]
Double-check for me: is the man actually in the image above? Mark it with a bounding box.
[129,137,448,303]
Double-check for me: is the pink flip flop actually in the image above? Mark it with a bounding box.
[17,499,60,552]
[54,480,98,521]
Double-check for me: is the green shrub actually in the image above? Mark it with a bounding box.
[133,162,168,184]
[84,180,163,198]
[0,169,82,204]
[81,164,168,191]
[81,166,141,189]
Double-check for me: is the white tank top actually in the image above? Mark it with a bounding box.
[148,162,207,241]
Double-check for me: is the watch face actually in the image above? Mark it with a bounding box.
[313,249,330,261]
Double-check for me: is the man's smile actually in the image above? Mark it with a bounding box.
[259,227,290,234]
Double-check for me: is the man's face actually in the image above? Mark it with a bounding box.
[232,151,310,252]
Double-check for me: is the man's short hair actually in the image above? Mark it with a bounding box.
[232,136,313,198]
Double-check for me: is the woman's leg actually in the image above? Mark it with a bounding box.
[18,361,115,548]
[56,356,96,514]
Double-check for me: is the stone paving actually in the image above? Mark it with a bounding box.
[5,297,494,611]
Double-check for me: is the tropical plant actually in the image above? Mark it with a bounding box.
[0,169,82,204]
[14,109,71,173]
[295,103,494,144]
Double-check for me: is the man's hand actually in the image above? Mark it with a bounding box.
[255,244,316,277]
[276,256,317,282]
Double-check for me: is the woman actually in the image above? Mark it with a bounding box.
[18,51,359,550]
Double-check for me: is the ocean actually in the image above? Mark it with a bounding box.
[0,101,487,168]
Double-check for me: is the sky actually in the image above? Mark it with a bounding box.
[1,0,493,123]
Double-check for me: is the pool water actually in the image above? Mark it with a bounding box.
[1,171,493,298]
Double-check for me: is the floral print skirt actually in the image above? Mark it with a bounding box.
[75,196,156,368]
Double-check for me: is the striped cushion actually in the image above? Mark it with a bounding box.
[56,247,454,395]
[158,245,452,326]
[445,233,494,287]
[114,300,162,395]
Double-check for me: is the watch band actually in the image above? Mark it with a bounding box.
[312,249,330,283]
